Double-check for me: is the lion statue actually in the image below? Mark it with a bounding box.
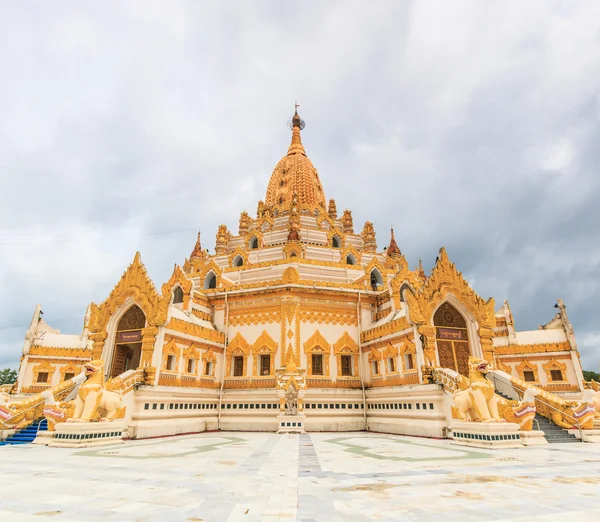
[453,357,505,423]
[67,360,124,423]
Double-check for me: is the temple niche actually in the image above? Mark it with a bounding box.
[8,108,589,446]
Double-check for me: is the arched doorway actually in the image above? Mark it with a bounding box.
[433,302,470,377]
[110,305,146,377]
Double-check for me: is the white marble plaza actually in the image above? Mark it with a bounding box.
[1,432,600,521]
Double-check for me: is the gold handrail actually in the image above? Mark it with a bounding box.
[489,371,582,439]
[0,381,79,441]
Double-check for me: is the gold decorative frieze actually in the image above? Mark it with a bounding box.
[191,308,212,322]
[165,318,225,344]
[499,354,571,363]
[494,342,571,355]
[300,307,357,326]
[361,316,411,343]
[229,306,280,327]
[29,346,91,358]
[223,378,276,389]
[158,372,219,389]
[366,372,419,388]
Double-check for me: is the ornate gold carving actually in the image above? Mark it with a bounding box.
[164,318,225,344]
[361,315,411,343]
[404,248,495,352]
[517,360,539,383]
[282,267,300,284]
[223,378,277,389]
[333,332,359,377]
[494,342,571,355]
[327,199,337,219]
[191,308,212,322]
[341,210,354,233]
[29,346,91,358]
[238,211,252,235]
[226,332,251,376]
[281,300,300,365]
[251,330,278,376]
[32,361,55,385]
[366,373,419,388]
[229,306,280,327]
[361,221,377,253]
[162,338,181,371]
[215,224,232,255]
[162,265,193,308]
[542,358,567,381]
[88,252,169,335]
[265,110,326,210]
[303,330,331,377]
[300,306,357,326]
[340,244,362,265]
[59,363,82,381]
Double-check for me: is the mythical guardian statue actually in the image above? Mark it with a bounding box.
[453,357,505,423]
[66,360,124,423]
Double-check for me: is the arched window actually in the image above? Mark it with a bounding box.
[250,237,259,249]
[370,269,383,290]
[332,235,341,248]
[172,286,184,304]
[233,255,243,268]
[346,254,356,266]
[433,302,470,377]
[204,272,217,290]
[117,305,146,331]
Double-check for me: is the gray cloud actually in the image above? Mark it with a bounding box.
[1,1,599,370]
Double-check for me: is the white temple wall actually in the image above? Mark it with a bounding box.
[365,385,447,438]
[127,386,219,439]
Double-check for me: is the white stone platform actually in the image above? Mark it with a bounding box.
[1,431,600,520]
[49,421,125,448]
[450,421,521,449]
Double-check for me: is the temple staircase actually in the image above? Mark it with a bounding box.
[489,370,587,443]
[494,390,579,443]
[0,419,47,446]
[1,368,145,445]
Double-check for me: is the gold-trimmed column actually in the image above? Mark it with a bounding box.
[90,332,107,360]
[140,326,159,368]
[478,326,494,365]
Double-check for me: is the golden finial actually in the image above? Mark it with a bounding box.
[190,231,204,259]
[387,226,401,257]
[288,103,306,156]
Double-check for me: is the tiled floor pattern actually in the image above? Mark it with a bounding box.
[1,432,600,521]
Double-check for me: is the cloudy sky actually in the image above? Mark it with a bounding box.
[1,1,599,370]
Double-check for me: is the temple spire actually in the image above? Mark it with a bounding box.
[287,105,306,156]
[387,227,401,257]
[190,232,205,259]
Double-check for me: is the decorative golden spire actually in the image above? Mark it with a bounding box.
[265,105,326,210]
[190,232,205,259]
[387,227,401,257]
[287,105,306,156]
[418,258,426,279]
